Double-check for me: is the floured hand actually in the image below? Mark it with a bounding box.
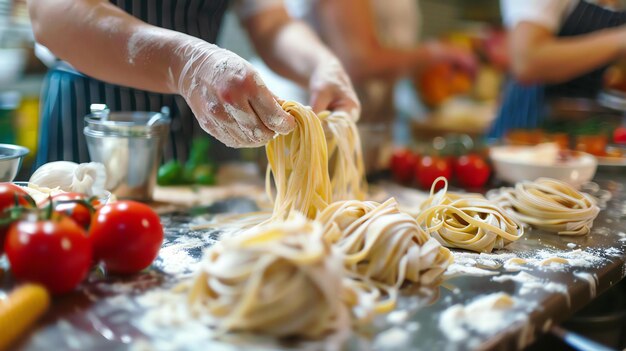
[174,40,295,148]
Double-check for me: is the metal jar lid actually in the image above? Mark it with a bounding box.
[84,104,171,138]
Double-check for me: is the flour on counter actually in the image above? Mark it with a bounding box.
[566,243,577,249]
[445,264,499,277]
[372,327,411,349]
[493,272,570,306]
[504,258,529,272]
[605,247,623,256]
[439,293,526,346]
[387,310,409,325]
[446,247,610,280]
[445,252,516,277]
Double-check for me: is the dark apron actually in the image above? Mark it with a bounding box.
[35,0,233,168]
[488,1,626,139]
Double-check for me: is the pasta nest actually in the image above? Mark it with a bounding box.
[417,177,524,253]
[187,214,348,338]
[487,178,600,236]
[317,198,452,290]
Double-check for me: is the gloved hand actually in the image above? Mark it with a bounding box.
[174,40,296,148]
[308,57,361,121]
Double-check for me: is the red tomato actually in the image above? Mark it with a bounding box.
[5,216,92,294]
[90,201,163,274]
[50,193,93,230]
[614,127,626,144]
[455,154,491,188]
[416,155,452,190]
[0,183,33,254]
[390,149,419,184]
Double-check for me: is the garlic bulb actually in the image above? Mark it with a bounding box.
[29,161,107,196]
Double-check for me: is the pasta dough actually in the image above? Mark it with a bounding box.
[417,177,523,253]
[187,214,348,338]
[487,178,600,236]
[317,198,452,313]
[265,101,332,220]
[318,111,367,201]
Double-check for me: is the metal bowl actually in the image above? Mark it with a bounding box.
[0,144,29,181]
[84,105,170,201]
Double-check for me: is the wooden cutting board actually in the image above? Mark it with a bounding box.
[150,184,268,213]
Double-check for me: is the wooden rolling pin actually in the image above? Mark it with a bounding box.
[0,284,50,350]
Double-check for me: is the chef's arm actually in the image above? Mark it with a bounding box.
[314,0,425,82]
[242,5,338,87]
[27,0,192,94]
[312,0,475,83]
[509,22,626,84]
[242,5,361,115]
[29,0,299,147]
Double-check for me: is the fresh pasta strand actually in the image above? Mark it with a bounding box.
[417,177,524,253]
[318,111,367,201]
[317,197,452,314]
[265,101,332,220]
[192,103,367,230]
[487,178,600,236]
[187,214,349,338]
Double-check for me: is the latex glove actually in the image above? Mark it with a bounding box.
[308,58,361,121]
[175,40,295,148]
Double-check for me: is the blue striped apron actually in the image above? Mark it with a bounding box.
[35,0,234,168]
[489,1,626,139]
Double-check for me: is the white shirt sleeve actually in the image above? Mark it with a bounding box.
[500,0,579,32]
[233,0,285,20]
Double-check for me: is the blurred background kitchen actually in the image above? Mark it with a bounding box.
[0,0,504,178]
[3,0,626,180]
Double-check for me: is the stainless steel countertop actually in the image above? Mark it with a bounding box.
[6,173,626,351]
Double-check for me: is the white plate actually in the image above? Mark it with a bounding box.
[489,145,597,188]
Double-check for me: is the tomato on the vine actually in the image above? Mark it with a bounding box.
[390,149,419,184]
[4,215,92,294]
[455,154,491,188]
[0,183,34,254]
[416,155,452,190]
[49,192,93,230]
[90,201,164,274]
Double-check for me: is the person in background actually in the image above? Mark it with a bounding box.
[254,0,475,171]
[489,0,626,139]
[27,0,359,167]
[312,0,475,123]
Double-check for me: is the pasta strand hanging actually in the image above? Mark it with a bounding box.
[265,101,332,220]
[319,111,367,201]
